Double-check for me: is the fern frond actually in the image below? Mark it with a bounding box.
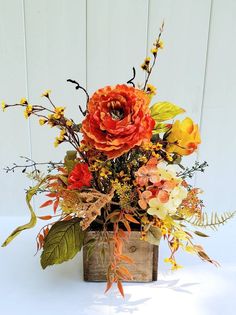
[184,211,236,230]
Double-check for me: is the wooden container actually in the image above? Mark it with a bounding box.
[83,231,158,282]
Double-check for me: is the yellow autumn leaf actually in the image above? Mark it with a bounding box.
[152,122,172,134]
[150,101,185,122]
[185,245,196,254]
[173,230,189,241]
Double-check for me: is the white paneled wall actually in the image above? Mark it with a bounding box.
[0,0,236,218]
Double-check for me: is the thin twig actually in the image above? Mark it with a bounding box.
[143,21,164,90]
[126,67,136,87]
[67,79,89,116]
[4,156,63,173]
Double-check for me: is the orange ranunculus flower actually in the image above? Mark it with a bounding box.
[166,117,201,156]
[81,84,155,159]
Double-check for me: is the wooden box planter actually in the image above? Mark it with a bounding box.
[83,231,158,282]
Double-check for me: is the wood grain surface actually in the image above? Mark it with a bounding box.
[83,231,158,282]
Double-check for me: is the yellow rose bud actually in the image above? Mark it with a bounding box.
[166,117,201,156]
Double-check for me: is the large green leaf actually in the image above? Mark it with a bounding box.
[150,101,185,122]
[41,218,84,269]
[2,177,48,247]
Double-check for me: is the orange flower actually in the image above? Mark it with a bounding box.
[166,117,201,156]
[81,85,155,159]
[67,163,92,190]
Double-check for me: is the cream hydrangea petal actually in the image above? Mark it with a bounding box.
[148,198,159,208]
[147,207,158,216]
[147,205,168,219]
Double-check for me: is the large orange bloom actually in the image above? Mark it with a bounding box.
[81,84,155,159]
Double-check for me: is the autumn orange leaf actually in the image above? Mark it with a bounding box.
[117,280,124,298]
[123,220,131,234]
[105,281,113,293]
[53,198,59,213]
[106,211,120,221]
[119,255,134,264]
[43,227,49,237]
[116,266,133,280]
[40,200,53,208]
[46,192,57,198]
[118,229,128,239]
[38,215,52,220]
[124,214,140,224]
[119,265,132,278]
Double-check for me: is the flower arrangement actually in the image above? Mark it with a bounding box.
[2,24,235,297]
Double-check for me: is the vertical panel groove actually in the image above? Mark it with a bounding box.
[85,0,88,91]
[194,0,213,187]
[21,0,32,160]
[198,0,213,134]
[145,0,150,82]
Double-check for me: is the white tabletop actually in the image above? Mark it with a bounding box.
[0,217,235,315]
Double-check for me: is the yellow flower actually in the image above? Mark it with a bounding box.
[53,106,65,119]
[100,167,112,178]
[166,117,201,156]
[141,215,150,225]
[66,120,73,127]
[39,118,47,125]
[54,139,59,148]
[1,101,6,111]
[141,63,148,71]
[58,129,66,141]
[141,57,151,71]
[41,90,51,97]
[20,98,28,105]
[151,47,158,55]
[144,57,151,64]
[171,263,183,271]
[185,245,196,254]
[151,151,160,158]
[24,104,33,119]
[164,257,173,264]
[54,130,65,147]
[164,257,182,270]
[146,84,157,96]
[165,152,173,162]
[158,40,164,49]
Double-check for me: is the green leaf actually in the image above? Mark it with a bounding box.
[194,231,209,237]
[64,150,77,173]
[152,122,172,134]
[84,238,97,261]
[41,218,84,269]
[2,177,49,247]
[146,226,162,245]
[171,215,185,220]
[150,101,185,122]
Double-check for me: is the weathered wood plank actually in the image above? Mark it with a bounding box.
[83,231,158,282]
